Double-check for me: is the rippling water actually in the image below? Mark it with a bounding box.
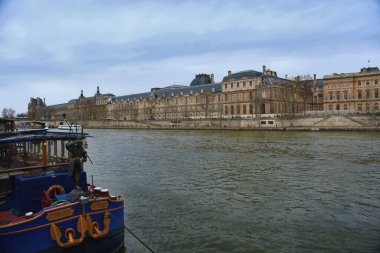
[85,129,380,253]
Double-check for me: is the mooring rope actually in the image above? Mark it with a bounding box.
[109,211,156,253]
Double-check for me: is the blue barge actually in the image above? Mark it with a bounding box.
[0,119,125,253]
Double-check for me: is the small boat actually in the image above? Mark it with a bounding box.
[0,119,125,253]
[57,122,82,132]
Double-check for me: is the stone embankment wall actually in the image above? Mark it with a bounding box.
[48,115,380,131]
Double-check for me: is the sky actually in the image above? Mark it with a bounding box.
[0,0,380,114]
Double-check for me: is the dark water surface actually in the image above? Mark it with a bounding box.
[85,129,380,253]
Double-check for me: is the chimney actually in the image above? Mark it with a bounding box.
[43,98,45,104]
[211,74,215,84]
[313,74,316,80]
[285,74,288,79]
[228,70,232,76]
[296,76,300,82]
[262,65,266,74]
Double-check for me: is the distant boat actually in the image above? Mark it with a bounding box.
[57,122,82,132]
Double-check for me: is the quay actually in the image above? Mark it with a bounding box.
[44,115,380,131]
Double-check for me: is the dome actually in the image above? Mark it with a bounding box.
[190,74,212,86]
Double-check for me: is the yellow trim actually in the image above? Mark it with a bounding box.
[0,197,123,229]
[46,208,74,221]
[90,201,108,211]
[86,210,110,239]
[0,206,123,236]
[50,215,87,248]
[0,202,80,229]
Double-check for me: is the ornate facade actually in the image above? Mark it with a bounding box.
[323,67,380,113]
[28,65,379,123]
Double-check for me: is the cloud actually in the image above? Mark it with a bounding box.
[0,0,380,113]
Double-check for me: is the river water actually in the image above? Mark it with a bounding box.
[85,129,380,253]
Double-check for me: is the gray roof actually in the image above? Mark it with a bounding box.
[113,83,222,102]
[222,70,262,82]
[46,103,68,109]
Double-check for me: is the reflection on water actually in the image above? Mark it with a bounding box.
[86,130,380,253]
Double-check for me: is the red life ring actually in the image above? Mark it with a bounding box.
[41,185,65,208]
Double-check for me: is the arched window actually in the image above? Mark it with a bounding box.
[336,91,341,100]
[344,104,348,110]
[343,90,348,100]
[375,103,379,111]
[328,104,333,110]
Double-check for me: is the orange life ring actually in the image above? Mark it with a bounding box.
[42,185,65,208]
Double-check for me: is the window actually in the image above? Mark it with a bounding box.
[366,80,370,86]
[375,103,379,111]
[249,81,252,87]
[262,90,267,98]
[243,104,247,114]
[230,105,234,115]
[358,80,362,86]
[366,90,371,99]
[231,83,233,88]
[249,92,253,100]
[237,82,239,88]
[329,105,333,110]
[358,103,362,111]
[336,91,340,100]
[343,90,348,100]
[237,105,240,114]
[329,92,333,100]
[225,94,228,102]
[358,90,362,99]
[344,104,348,110]
[225,83,227,89]
[225,105,228,115]
[243,82,246,87]
[375,79,379,86]
[375,89,379,99]
[250,104,253,114]
[366,103,370,112]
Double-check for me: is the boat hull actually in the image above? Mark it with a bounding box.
[39,227,125,253]
[0,198,124,253]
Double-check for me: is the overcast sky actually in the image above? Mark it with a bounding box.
[1,0,380,114]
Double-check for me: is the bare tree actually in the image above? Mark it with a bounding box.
[2,108,16,119]
[199,91,214,119]
[297,75,314,115]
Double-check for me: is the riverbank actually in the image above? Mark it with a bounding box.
[47,115,380,131]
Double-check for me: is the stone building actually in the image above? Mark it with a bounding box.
[28,66,325,122]
[323,67,380,113]
[28,97,46,120]
[221,66,314,118]
[108,74,221,121]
